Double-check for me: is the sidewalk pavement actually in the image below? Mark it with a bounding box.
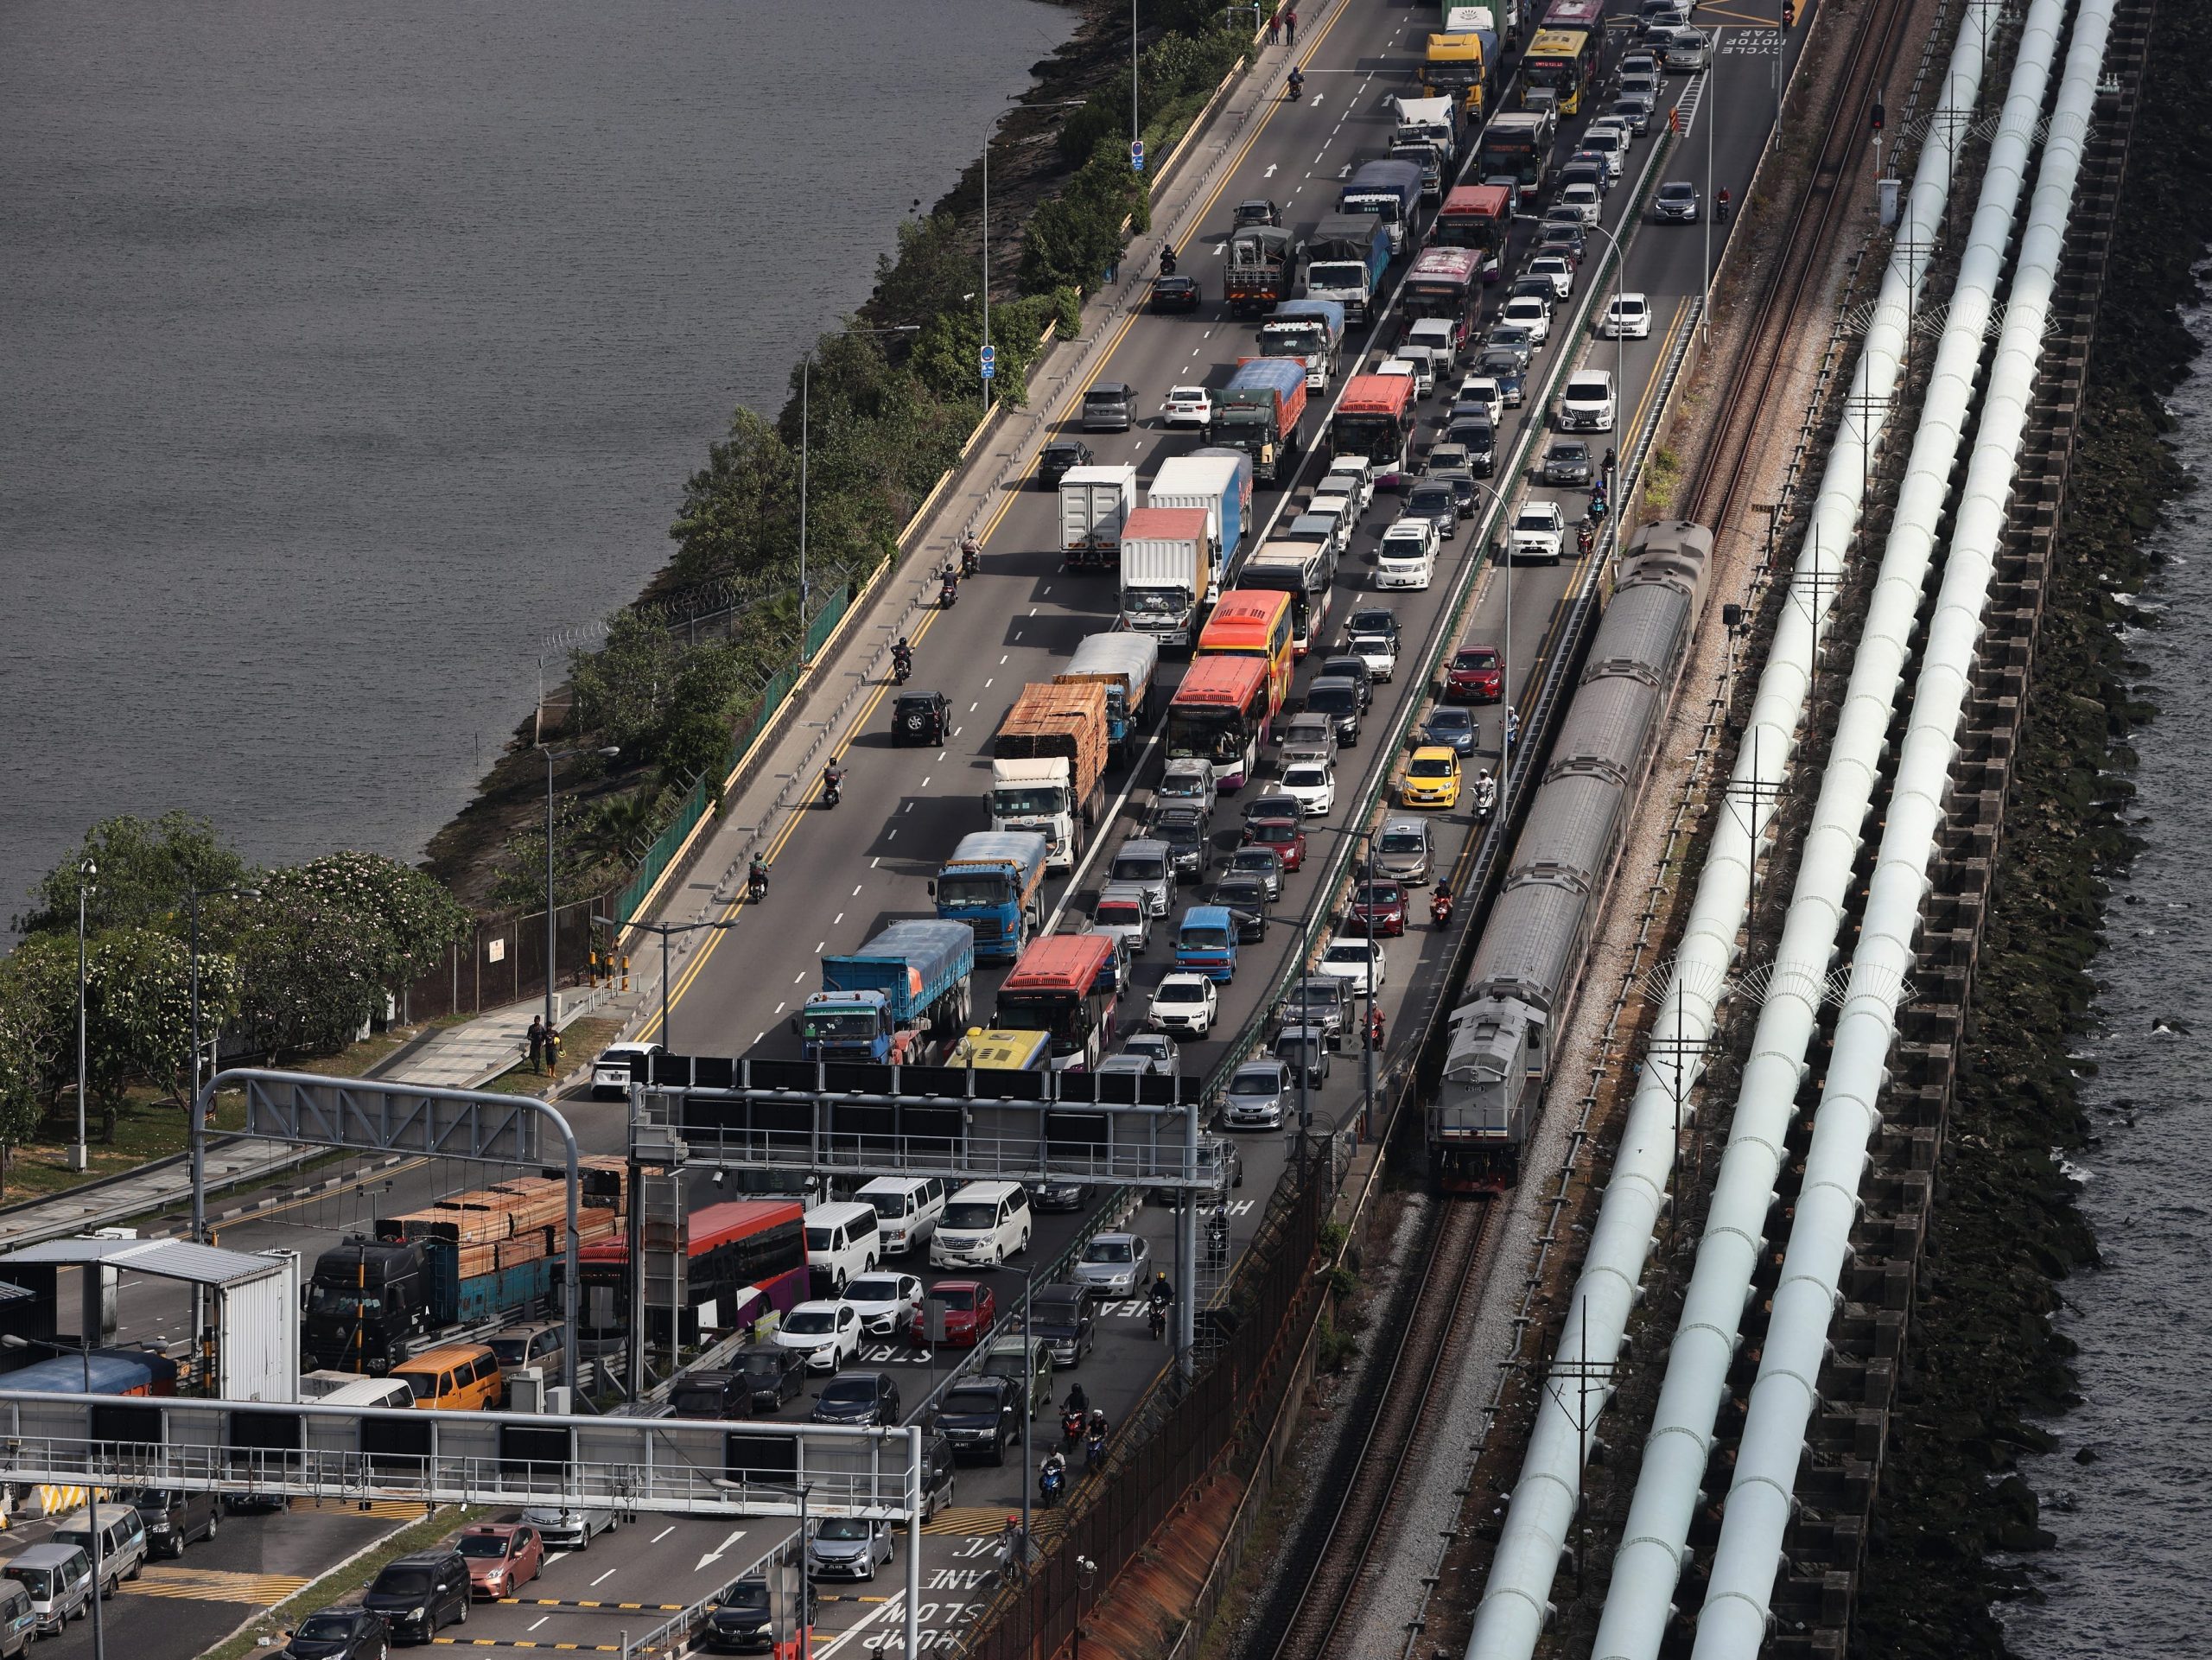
[0,989,634,1252]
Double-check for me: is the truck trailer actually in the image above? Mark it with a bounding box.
[796,919,978,1064]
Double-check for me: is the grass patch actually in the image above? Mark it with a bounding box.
[200,1504,492,1660]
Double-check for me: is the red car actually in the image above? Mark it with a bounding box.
[928,1281,996,1347]
[1445,644,1503,703]
[457,1523,544,1600]
[1347,878,1408,937]
[1243,817,1307,870]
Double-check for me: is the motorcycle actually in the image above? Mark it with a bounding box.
[1474,773,1497,821]
[747,866,769,903]
[1578,521,1596,558]
[891,650,912,685]
[1430,888,1455,929]
[1717,194,1732,224]
[1038,1455,1068,1508]
[939,574,960,609]
[1062,1407,1087,1449]
[1286,71,1305,101]
[1084,1418,1109,1471]
[1160,246,1179,277]
[823,771,843,810]
[1369,1009,1386,1052]
[960,540,982,578]
[1147,1301,1167,1340]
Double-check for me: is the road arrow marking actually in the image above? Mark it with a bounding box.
[695,1529,747,1573]
[1263,162,1278,178]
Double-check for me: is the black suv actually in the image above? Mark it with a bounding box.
[363,1549,470,1644]
[1037,439,1093,487]
[669,1371,754,1421]
[892,690,950,747]
[702,1578,817,1655]
[936,1376,1023,1464]
[1211,875,1272,944]
[283,1607,389,1660]
[1304,679,1363,747]
[1316,656,1376,711]
[123,1486,220,1557]
[737,1344,807,1414]
[1148,804,1214,881]
[1233,198,1283,227]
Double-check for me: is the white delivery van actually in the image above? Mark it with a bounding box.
[803,1202,882,1294]
[855,1177,949,1256]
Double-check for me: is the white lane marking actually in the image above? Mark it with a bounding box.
[983,678,993,689]
[969,701,979,711]
[529,1617,550,1632]
[1027,606,1039,616]
[694,1528,749,1573]
[832,912,844,926]
[591,1568,617,1587]
[652,1526,675,1544]
[886,829,897,843]
[853,883,864,896]
[938,751,946,762]
[794,972,806,984]
[921,777,931,788]
[774,1001,786,1015]
[814,940,825,953]
[999,654,1009,664]
[754,1030,766,1046]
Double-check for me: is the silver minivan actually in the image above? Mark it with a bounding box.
[5,1543,92,1634]
[0,1579,34,1657]
[53,1504,147,1597]
[1082,382,1136,432]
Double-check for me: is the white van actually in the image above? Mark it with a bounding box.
[930,1181,1035,1269]
[318,1374,416,1410]
[855,1177,949,1256]
[52,1504,147,1597]
[803,1201,882,1294]
[4,1545,89,1635]
[1559,370,1617,432]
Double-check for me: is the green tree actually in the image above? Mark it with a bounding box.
[229,896,387,1061]
[569,611,683,758]
[0,933,78,1111]
[666,410,801,590]
[867,213,979,330]
[85,926,227,1116]
[262,853,468,996]
[16,811,251,938]
[0,997,48,1199]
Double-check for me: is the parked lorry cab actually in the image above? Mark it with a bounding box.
[990,681,1110,869]
[932,831,1049,964]
[1304,213,1394,322]
[1258,298,1346,392]
[1149,450,1249,592]
[1224,224,1297,317]
[1116,508,1214,646]
[1057,464,1137,570]
[1338,159,1423,252]
[302,1237,428,1373]
[795,919,977,1063]
[1057,631,1160,761]
[1392,94,1465,170]
[1217,357,1309,486]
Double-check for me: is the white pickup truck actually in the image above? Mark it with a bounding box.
[1510,500,1567,565]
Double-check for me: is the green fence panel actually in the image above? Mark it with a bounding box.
[613,776,709,922]
[803,581,851,659]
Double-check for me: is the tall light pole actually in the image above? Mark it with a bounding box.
[5,1332,104,1660]
[593,913,738,1054]
[73,856,96,1173]
[186,881,260,1375]
[539,745,620,1054]
[1131,0,1141,174]
[1703,27,1717,336]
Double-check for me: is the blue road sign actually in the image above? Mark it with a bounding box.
[981,343,996,379]
[1131,138,1146,173]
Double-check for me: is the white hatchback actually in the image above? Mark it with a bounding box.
[774,1301,861,1371]
[1559,181,1604,226]
[1280,760,1338,817]
[1500,293,1551,345]
[1162,385,1213,428]
[1316,936,1388,996]
[1150,972,1220,1036]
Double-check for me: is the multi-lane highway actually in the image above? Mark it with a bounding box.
[56,1,1813,1652]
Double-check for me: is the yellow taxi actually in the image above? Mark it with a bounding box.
[1400,745,1463,809]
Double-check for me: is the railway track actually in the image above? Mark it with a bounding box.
[1690,0,1919,526]
[1255,1197,1493,1660]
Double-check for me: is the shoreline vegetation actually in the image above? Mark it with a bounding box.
[1847,3,2212,1653]
[1,0,1276,1199]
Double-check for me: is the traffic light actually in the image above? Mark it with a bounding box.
[1872,96,1885,132]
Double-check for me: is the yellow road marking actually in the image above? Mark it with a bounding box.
[122,1568,314,1606]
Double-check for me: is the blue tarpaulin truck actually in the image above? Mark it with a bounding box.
[933,832,1050,964]
[1305,215,1395,322]
[1058,633,1161,762]
[796,919,977,1063]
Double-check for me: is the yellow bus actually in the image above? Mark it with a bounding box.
[1196,588,1295,721]
[948,1027,1053,1073]
[1522,28,1598,115]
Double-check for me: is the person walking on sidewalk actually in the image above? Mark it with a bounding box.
[1282,6,1296,46]
[543,1027,563,1079]
[526,1015,547,1074]
[1265,8,1279,45]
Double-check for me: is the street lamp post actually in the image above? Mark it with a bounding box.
[4,1332,104,1660]
[186,882,260,1373]
[73,857,96,1173]
[539,745,620,1058]
[593,913,740,1056]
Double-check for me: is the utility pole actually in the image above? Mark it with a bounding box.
[73,857,95,1173]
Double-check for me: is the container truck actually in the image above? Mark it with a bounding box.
[1224,225,1297,317]
[1258,299,1346,391]
[1214,359,1309,486]
[1304,215,1394,322]
[1150,450,1249,579]
[1058,464,1138,570]
[1116,509,1213,646]
[990,681,1109,868]
[795,919,978,1064]
[1057,631,1162,760]
[932,831,1051,964]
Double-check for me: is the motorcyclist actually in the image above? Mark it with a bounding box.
[1431,883,1455,926]
[823,761,844,805]
[1147,1271,1175,1311]
[1039,1450,1068,1504]
[1085,1409,1109,1468]
[1064,1381,1090,1415]
[1717,187,1731,222]
[892,636,913,680]
[1160,243,1179,277]
[747,855,770,899]
[1602,446,1618,475]
[1287,65,1305,99]
[960,532,982,576]
[1474,770,1497,817]
[1578,520,1596,557]
[1369,1007,1386,1050]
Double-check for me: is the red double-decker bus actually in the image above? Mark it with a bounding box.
[995,933,1121,1072]
[578,1199,807,1352]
